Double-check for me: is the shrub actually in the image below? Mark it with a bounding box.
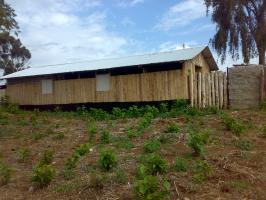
[187,130,209,157]
[112,107,126,119]
[0,160,11,186]
[89,108,110,121]
[100,130,110,144]
[40,150,54,166]
[193,160,212,184]
[235,139,254,151]
[173,157,188,172]
[64,154,79,170]
[171,99,188,111]
[159,103,168,113]
[127,105,142,118]
[87,122,97,142]
[32,164,55,187]
[143,105,159,118]
[75,143,90,156]
[143,139,161,153]
[165,124,180,133]
[98,150,118,171]
[115,168,128,184]
[143,154,167,175]
[222,115,246,136]
[133,176,170,200]
[17,148,30,162]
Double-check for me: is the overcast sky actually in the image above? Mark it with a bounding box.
[7,0,258,71]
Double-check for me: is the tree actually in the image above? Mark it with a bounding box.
[0,0,19,33]
[205,0,266,65]
[0,0,31,75]
[0,33,31,75]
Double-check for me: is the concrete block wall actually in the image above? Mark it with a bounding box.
[228,65,265,109]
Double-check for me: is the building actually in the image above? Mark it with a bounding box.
[0,46,218,106]
[0,80,6,98]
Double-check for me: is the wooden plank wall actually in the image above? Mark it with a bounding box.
[6,69,187,105]
[0,89,5,98]
[189,71,227,109]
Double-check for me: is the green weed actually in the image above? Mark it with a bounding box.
[173,157,188,172]
[32,164,55,188]
[0,160,11,186]
[98,149,118,171]
[187,130,209,156]
[143,139,161,153]
[165,124,180,133]
[235,139,254,151]
[17,148,30,162]
[100,130,110,144]
[193,160,212,184]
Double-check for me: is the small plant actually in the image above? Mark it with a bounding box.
[133,175,170,200]
[114,137,134,149]
[87,122,97,142]
[222,115,246,136]
[235,139,254,151]
[141,154,167,175]
[193,160,212,184]
[32,164,55,187]
[112,107,126,119]
[143,139,161,153]
[165,124,180,133]
[89,108,110,121]
[100,130,110,144]
[115,168,128,184]
[17,148,30,162]
[126,128,140,138]
[173,157,188,172]
[75,143,90,156]
[159,103,168,113]
[64,154,79,170]
[98,150,118,171]
[187,130,209,156]
[40,150,54,166]
[260,125,266,138]
[0,160,11,186]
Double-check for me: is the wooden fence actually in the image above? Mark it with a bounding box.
[188,71,227,109]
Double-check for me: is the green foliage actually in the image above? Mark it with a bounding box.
[260,125,266,138]
[64,154,79,170]
[127,105,142,118]
[126,128,140,138]
[193,160,212,184]
[17,148,30,162]
[98,150,118,171]
[222,115,246,136]
[133,176,170,200]
[143,139,161,153]
[159,103,168,113]
[171,99,188,111]
[0,160,11,186]
[100,130,110,144]
[32,132,46,140]
[112,107,126,119]
[75,143,90,156]
[115,168,128,184]
[40,150,54,166]
[113,137,134,149]
[87,121,97,142]
[235,139,254,151]
[165,124,180,133]
[32,164,55,187]
[187,130,209,156]
[173,157,188,172]
[89,108,110,121]
[138,154,167,176]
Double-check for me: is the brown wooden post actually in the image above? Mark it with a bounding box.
[202,73,206,108]
[207,73,211,107]
[219,72,223,109]
[215,72,219,108]
[189,71,194,107]
[198,72,202,108]
[211,71,215,106]
[223,72,228,109]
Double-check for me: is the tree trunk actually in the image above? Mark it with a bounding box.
[258,46,265,65]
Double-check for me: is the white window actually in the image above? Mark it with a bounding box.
[41,79,53,94]
[96,74,110,91]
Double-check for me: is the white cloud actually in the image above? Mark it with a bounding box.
[117,0,145,7]
[159,41,198,52]
[155,0,206,31]
[7,0,128,67]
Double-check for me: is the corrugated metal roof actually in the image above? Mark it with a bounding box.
[0,46,218,79]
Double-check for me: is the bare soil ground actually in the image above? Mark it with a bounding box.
[0,109,266,200]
